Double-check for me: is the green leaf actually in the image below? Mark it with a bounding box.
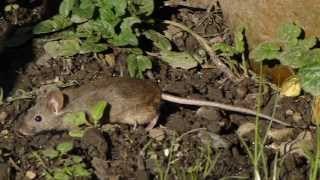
[56,141,74,155]
[75,21,95,37]
[44,39,81,58]
[54,30,77,39]
[44,173,54,180]
[68,129,86,138]
[297,37,317,50]
[33,15,72,34]
[92,20,115,39]
[90,100,108,125]
[278,48,320,68]
[128,48,143,55]
[127,54,139,77]
[70,13,88,23]
[80,41,108,54]
[59,0,76,17]
[234,26,245,53]
[212,42,237,56]
[71,155,83,163]
[63,111,88,126]
[144,30,172,51]
[86,35,102,43]
[160,51,199,69]
[136,55,152,78]
[42,148,59,159]
[298,63,320,96]
[128,0,154,16]
[112,0,127,16]
[71,0,95,23]
[96,0,127,17]
[251,42,281,62]
[307,49,320,61]
[110,17,141,46]
[53,170,70,180]
[277,23,301,44]
[127,54,152,78]
[71,164,91,177]
[99,7,120,27]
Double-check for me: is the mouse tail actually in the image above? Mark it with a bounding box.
[161,93,224,107]
[161,93,293,127]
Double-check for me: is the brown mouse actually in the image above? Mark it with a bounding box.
[16,77,291,136]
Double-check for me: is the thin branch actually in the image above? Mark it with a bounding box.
[163,20,240,82]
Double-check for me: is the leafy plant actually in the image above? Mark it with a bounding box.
[211,26,248,77]
[212,26,245,56]
[33,141,91,179]
[127,48,153,78]
[33,0,157,78]
[251,23,320,96]
[63,100,108,137]
[33,0,208,79]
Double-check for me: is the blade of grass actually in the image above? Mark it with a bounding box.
[310,122,320,180]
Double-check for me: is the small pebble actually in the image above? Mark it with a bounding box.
[285,109,294,116]
[148,128,165,141]
[0,111,8,124]
[164,149,170,157]
[267,128,294,141]
[196,107,221,121]
[292,112,302,122]
[25,170,37,179]
[0,130,8,135]
[237,122,256,138]
[236,86,248,99]
[198,131,230,149]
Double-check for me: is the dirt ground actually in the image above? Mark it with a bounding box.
[0,1,316,180]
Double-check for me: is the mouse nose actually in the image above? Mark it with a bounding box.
[14,121,35,136]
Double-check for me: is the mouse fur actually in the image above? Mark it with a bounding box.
[16,78,161,136]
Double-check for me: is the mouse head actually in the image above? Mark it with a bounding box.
[16,86,67,136]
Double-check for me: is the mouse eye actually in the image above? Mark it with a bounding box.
[34,115,42,122]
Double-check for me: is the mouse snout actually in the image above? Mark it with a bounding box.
[15,120,36,136]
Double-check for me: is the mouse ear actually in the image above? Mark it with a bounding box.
[46,90,64,114]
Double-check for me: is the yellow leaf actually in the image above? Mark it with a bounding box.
[280,76,301,97]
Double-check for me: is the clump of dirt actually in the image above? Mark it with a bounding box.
[0,2,315,180]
